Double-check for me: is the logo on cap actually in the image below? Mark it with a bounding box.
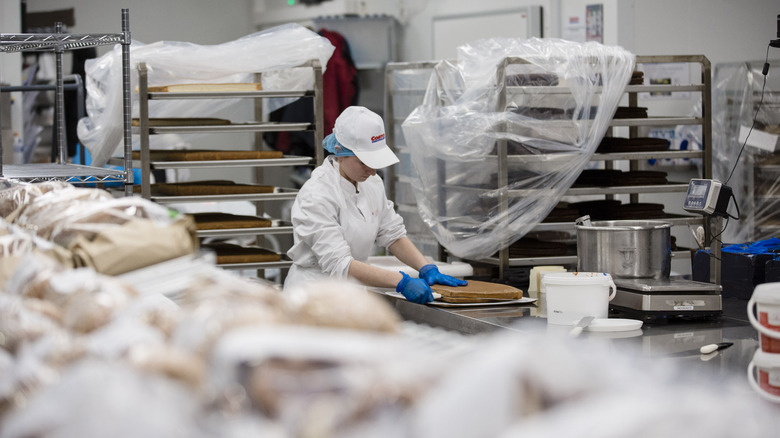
[371,134,385,143]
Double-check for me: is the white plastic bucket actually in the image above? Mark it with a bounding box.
[747,349,780,403]
[541,272,617,325]
[747,282,780,354]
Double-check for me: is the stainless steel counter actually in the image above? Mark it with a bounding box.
[377,291,760,378]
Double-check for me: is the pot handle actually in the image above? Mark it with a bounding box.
[575,215,592,227]
[747,297,780,340]
[608,280,617,301]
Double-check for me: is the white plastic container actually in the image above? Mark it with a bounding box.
[747,282,780,354]
[541,272,616,325]
[748,349,780,403]
[528,265,566,295]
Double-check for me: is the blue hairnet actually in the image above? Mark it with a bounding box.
[322,133,355,157]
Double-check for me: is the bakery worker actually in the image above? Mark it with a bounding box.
[284,106,467,303]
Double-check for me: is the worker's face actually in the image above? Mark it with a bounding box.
[338,156,377,184]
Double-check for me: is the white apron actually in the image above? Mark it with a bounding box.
[284,157,405,290]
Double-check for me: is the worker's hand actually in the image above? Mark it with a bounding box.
[418,264,468,287]
[396,272,435,304]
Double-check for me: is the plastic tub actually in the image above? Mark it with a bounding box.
[541,272,616,325]
[748,349,780,403]
[748,282,780,354]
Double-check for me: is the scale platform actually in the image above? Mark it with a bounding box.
[610,278,722,320]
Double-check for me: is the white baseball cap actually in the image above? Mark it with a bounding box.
[333,106,399,169]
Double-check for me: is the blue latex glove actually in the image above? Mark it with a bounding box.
[396,272,435,304]
[418,264,468,287]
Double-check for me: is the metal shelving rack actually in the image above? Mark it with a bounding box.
[131,60,324,273]
[713,60,780,243]
[385,55,719,281]
[0,9,133,195]
[384,61,441,259]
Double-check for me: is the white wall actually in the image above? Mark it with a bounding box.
[24,0,256,49]
[398,0,777,65]
[399,0,560,62]
[626,0,777,65]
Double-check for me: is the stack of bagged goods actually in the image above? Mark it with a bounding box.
[0,248,776,436]
[0,218,73,286]
[0,258,443,437]
[3,260,776,436]
[0,181,198,277]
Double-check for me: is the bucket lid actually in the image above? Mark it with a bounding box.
[751,282,780,305]
[753,348,780,369]
[541,272,613,285]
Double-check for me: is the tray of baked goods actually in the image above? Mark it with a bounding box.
[191,213,293,238]
[200,242,291,270]
[566,169,690,196]
[144,81,312,100]
[134,180,299,203]
[529,200,702,232]
[131,117,311,134]
[125,149,312,169]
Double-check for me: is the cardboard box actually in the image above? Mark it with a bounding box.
[692,249,775,299]
[766,259,780,283]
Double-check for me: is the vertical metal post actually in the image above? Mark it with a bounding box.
[496,57,511,280]
[701,56,712,180]
[138,63,151,199]
[55,22,67,164]
[312,60,324,166]
[709,215,722,285]
[385,64,396,204]
[121,8,133,196]
[0,85,4,174]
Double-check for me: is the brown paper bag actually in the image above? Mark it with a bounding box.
[70,216,199,276]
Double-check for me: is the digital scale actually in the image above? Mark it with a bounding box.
[599,179,733,320]
[610,278,722,320]
[683,178,734,218]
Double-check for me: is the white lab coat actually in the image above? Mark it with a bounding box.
[284,156,406,289]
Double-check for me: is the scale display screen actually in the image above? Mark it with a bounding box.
[683,179,721,215]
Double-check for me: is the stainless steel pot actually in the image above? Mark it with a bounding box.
[575,216,672,279]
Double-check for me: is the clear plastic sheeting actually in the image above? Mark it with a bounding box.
[712,60,780,244]
[77,23,335,167]
[402,38,634,259]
